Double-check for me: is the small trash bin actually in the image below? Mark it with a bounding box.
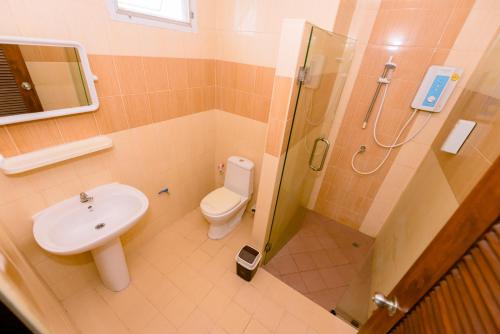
[235,245,261,281]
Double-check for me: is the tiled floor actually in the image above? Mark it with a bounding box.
[60,209,356,334]
[264,210,374,312]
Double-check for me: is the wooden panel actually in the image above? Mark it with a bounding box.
[360,157,500,333]
[0,44,43,115]
[0,47,29,116]
[387,223,500,334]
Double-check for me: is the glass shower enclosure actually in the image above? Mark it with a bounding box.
[261,26,374,327]
[264,27,355,262]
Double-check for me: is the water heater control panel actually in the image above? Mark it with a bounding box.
[411,65,463,112]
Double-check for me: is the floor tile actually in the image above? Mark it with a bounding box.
[95,284,158,333]
[199,287,232,321]
[200,238,225,257]
[217,302,251,334]
[275,313,308,334]
[299,270,327,293]
[62,288,129,334]
[141,314,177,334]
[242,319,271,334]
[291,252,316,271]
[309,250,333,269]
[318,267,345,289]
[265,210,373,315]
[161,293,197,328]
[178,308,215,334]
[326,249,350,266]
[59,209,357,334]
[272,254,299,275]
[215,269,245,298]
[253,297,285,332]
[336,264,358,285]
[233,283,263,314]
[280,273,308,294]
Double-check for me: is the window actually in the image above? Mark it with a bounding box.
[107,0,196,32]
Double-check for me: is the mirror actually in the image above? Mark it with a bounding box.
[0,37,98,125]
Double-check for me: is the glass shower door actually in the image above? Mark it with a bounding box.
[263,27,355,262]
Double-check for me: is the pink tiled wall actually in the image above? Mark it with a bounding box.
[215,60,275,123]
[0,55,218,157]
[315,0,475,228]
[0,56,279,158]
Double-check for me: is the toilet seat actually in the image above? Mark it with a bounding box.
[200,187,241,216]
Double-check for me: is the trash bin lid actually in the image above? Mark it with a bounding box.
[236,245,261,270]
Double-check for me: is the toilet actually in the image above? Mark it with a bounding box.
[201,156,254,239]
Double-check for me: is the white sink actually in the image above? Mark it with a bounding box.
[33,183,149,291]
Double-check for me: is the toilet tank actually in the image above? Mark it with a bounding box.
[224,156,254,198]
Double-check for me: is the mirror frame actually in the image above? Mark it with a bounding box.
[0,36,99,125]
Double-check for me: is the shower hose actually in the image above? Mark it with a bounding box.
[351,82,432,175]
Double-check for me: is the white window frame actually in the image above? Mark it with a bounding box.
[106,0,197,33]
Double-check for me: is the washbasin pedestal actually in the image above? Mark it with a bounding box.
[32,183,149,292]
[91,238,129,291]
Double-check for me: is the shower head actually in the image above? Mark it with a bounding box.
[385,56,397,70]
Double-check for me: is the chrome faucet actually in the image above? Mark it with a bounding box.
[80,192,93,203]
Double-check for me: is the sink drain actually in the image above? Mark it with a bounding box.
[94,223,105,230]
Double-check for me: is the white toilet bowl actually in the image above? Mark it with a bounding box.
[200,156,254,239]
[200,188,249,239]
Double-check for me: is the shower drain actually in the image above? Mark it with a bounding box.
[94,223,106,230]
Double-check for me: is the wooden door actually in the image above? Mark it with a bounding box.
[0,44,43,116]
[360,157,500,333]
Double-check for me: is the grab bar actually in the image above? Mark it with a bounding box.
[309,137,330,171]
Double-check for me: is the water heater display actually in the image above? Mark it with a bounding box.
[411,66,463,112]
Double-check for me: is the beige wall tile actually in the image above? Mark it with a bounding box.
[123,94,153,128]
[269,76,293,121]
[167,58,189,90]
[94,96,129,134]
[187,59,206,88]
[252,96,271,123]
[169,89,190,118]
[234,91,253,118]
[188,88,205,114]
[143,57,170,92]
[202,86,216,110]
[0,126,18,157]
[114,56,147,95]
[255,67,275,98]
[88,55,121,97]
[438,8,473,49]
[56,113,100,142]
[148,91,171,123]
[7,119,63,153]
[216,61,237,88]
[221,88,236,114]
[316,0,475,228]
[265,119,287,157]
[204,59,216,86]
[235,63,257,93]
[333,0,357,36]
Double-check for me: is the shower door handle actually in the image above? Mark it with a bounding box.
[309,137,330,171]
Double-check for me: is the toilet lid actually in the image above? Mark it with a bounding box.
[201,187,241,215]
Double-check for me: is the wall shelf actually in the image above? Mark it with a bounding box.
[0,136,113,175]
